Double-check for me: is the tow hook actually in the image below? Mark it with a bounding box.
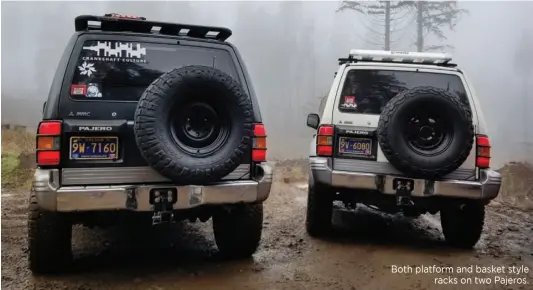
[398,196,415,207]
[150,188,178,225]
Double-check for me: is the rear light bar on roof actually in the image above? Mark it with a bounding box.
[347,49,453,65]
[104,13,146,20]
[36,121,62,166]
[316,125,334,157]
[252,124,267,162]
[476,135,491,169]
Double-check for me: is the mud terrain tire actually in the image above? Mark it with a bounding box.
[28,190,72,274]
[377,86,474,179]
[306,174,334,237]
[440,203,485,248]
[213,203,263,258]
[134,65,254,184]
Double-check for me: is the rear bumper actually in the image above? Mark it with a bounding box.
[310,157,502,200]
[33,163,273,212]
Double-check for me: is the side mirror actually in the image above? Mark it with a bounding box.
[306,113,320,130]
[42,101,47,114]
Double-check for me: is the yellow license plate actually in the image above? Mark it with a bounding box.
[339,137,372,155]
[70,136,119,160]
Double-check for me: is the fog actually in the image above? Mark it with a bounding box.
[2,1,532,167]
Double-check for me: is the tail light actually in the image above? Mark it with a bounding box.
[316,125,334,156]
[476,135,490,168]
[252,123,267,162]
[36,121,62,166]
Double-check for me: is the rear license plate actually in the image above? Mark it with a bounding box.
[70,136,119,160]
[338,137,372,156]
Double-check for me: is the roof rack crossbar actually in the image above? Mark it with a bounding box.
[74,15,232,41]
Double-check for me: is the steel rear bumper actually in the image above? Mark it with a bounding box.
[310,157,502,200]
[33,164,273,212]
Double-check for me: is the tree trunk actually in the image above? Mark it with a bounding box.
[416,1,424,52]
[384,1,391,50]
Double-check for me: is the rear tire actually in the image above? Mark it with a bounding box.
[440,203,485,248]
[28,190,72,274]
[213,203,263,259]
[306,174,334,237]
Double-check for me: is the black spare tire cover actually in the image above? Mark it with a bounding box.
[134,65,254,184]
[377,86,474,179]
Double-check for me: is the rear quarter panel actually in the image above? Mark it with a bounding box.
[460,70,488,136]
[309,65,347,157]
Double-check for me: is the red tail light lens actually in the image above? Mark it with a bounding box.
[317,145,333,156]
[36,121,62,166]
[476,135,490,168]
[318,125,334,135]
[252,123,267,162]
[38,121,61,135]
[317,125,334,157]
[37,151,61,166]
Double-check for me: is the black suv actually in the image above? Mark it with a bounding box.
[30,13,272,274]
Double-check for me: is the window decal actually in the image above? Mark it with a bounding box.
[341,95,357,109]
[78,61,96,77]
[86,83,103,98]
[70,84,87,95]
[82,41,147,64]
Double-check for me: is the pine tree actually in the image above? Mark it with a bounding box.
[411,1,468,51]
[337,0,467,52]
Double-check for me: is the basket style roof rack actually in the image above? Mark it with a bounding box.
[338,49,457,67]
[74,14,232,42]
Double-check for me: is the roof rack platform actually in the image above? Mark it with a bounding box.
[339,49,457,67]
[74,14,232,42]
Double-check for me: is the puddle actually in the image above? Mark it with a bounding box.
[293,182,308,191]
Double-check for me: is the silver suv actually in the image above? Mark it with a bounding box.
[305,50,501,248]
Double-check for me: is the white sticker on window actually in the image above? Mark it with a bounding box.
[82,41,147,63]
[86,83,102,98]
[78,61,96,77]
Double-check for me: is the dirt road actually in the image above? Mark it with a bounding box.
[2,175,532,290]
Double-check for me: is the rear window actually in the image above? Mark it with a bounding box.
[69,40,239,102]
[338,69,469,114]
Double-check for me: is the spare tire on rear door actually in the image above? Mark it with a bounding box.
[134,65,253,184]
[376,86,474,179]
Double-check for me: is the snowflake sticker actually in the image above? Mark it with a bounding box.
[78,62,96,77]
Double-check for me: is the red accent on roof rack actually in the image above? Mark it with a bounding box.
[104,13,146,20]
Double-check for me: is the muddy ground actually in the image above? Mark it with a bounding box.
[2,165,533,290]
